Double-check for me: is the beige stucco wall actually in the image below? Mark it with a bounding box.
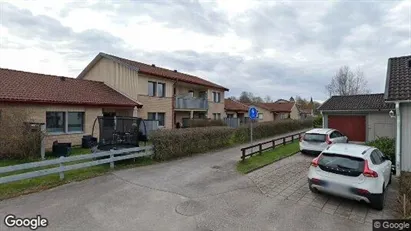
[137,95,173,128]
[0,103,103,150]
[254,106,274,122]
[137,73,174,98]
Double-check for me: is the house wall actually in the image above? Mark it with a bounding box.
[290,104,300,120]
[0,103,103,150]
[255,106,274,122]
[81,57,139,102]
[207,89,225,118]
[401,103,411,172]
[367,112,396,141]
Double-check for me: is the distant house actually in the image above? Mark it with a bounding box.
[0,68,141,150]
[384,55,411,173]
[224,99,248,120]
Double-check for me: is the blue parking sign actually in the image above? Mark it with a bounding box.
[248,106,258,120]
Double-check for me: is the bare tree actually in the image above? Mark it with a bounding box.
[239,91,253,103]
[326,66,370,96]
[228,96,237,100]
[264,95,273,103]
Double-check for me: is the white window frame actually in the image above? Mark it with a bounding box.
[46,111,85,134]
[258,113,263,120]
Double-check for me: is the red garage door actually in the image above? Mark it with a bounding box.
[328,115,366,142]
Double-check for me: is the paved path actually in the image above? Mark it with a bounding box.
[0,129,399,231]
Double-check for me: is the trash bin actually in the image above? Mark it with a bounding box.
[52,141,72,157]
[82,135,97,148]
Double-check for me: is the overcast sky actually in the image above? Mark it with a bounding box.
[0,0,410,102]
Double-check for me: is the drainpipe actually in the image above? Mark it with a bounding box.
[395,102,401,177]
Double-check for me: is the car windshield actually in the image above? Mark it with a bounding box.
[318,153,365,176]
[304,133,326,142]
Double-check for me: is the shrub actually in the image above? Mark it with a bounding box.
[186,119,226,128]
[150,118,313,161]
[0,108,45,159]
[313,116,322,128]
[366,137,395,162]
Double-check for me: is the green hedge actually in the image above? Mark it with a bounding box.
[150,119,313,161]
[313,116,322,128]
[366,137,395,163]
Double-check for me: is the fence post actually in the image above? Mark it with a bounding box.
[298,133,301,141]
[110,151,114,169]
[272,140,275,150]
[59,156,65,180]
[241,149,245,161]
[291,135,294,143]
[283,137,286,145]
[259,144,262,155]
[40,124,46,160]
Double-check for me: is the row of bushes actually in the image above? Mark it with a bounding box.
[150,119,313,161]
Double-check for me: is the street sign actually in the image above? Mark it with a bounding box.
[248,106,258,153]
[248,106,258,120]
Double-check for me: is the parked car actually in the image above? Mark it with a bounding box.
[300,128,348,155]
[308,143,392,210]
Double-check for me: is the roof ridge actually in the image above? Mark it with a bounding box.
[99,52,228,90]
[331,93,384,97]
[389,55,411,60]
[0,67,105,84]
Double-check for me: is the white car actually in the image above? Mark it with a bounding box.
[307,143,392,210]
[300,128,348,155]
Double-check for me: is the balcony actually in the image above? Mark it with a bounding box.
[175,95,208,110]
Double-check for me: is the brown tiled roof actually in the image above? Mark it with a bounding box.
[318,94,394,111]
[224,99,248,112]
[79,53,229,91]
[0,68,141,107]
[384,55,411,101]
[258,102,294,112]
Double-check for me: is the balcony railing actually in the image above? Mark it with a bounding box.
[175,95,208,110]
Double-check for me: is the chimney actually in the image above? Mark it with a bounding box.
[60,77,66,81]
[151,64,156,67]
[174,70,177,72]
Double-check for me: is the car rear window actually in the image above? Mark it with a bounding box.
[318,153,364,177]
[304,133,326,142]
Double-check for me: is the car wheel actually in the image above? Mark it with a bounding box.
[371,185,385,211]
[309,184,319,194]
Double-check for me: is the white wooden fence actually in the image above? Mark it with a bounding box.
[0,146,153,184]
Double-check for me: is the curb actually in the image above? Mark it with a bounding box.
[243,150,300,174]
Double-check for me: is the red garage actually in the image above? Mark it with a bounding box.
[318,94,396,142]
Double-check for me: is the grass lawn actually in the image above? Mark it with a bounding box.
[0,146,157,200]
[236,141,300,174]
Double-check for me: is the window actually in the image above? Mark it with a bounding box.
[227,114,234,118]
[213,92,221,103]
[188,90,194,97]
[148,112,165,127]
[280,113,287,119]
[148,81,156,96]
[157,83,165,97]
[157,113,165,126]
[370,151,383,165]
[212,113,221,120]
[147,113,156,121]
[68,112,84,132]
[330,132,339,138]
[258,113,263,120]
[318,153,365,177]
[46,112,65,133]
[303,133,326,142]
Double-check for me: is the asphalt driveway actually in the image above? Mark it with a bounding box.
[0,129,399,231]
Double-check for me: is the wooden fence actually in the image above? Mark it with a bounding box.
[240,132,305,161]
[0,146,153,184]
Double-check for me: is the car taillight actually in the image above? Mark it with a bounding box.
[357,189,369,195]
[326,135,332,145]
[300,133,305,142]
[363,160,378,177]
[311,155,321,167]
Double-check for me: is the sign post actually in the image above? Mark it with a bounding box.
[248,106,258,153]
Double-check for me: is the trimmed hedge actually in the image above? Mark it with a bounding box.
[366,137,395,163]
[150,119,313,161]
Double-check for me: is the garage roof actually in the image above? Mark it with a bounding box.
[318,93,394,112]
